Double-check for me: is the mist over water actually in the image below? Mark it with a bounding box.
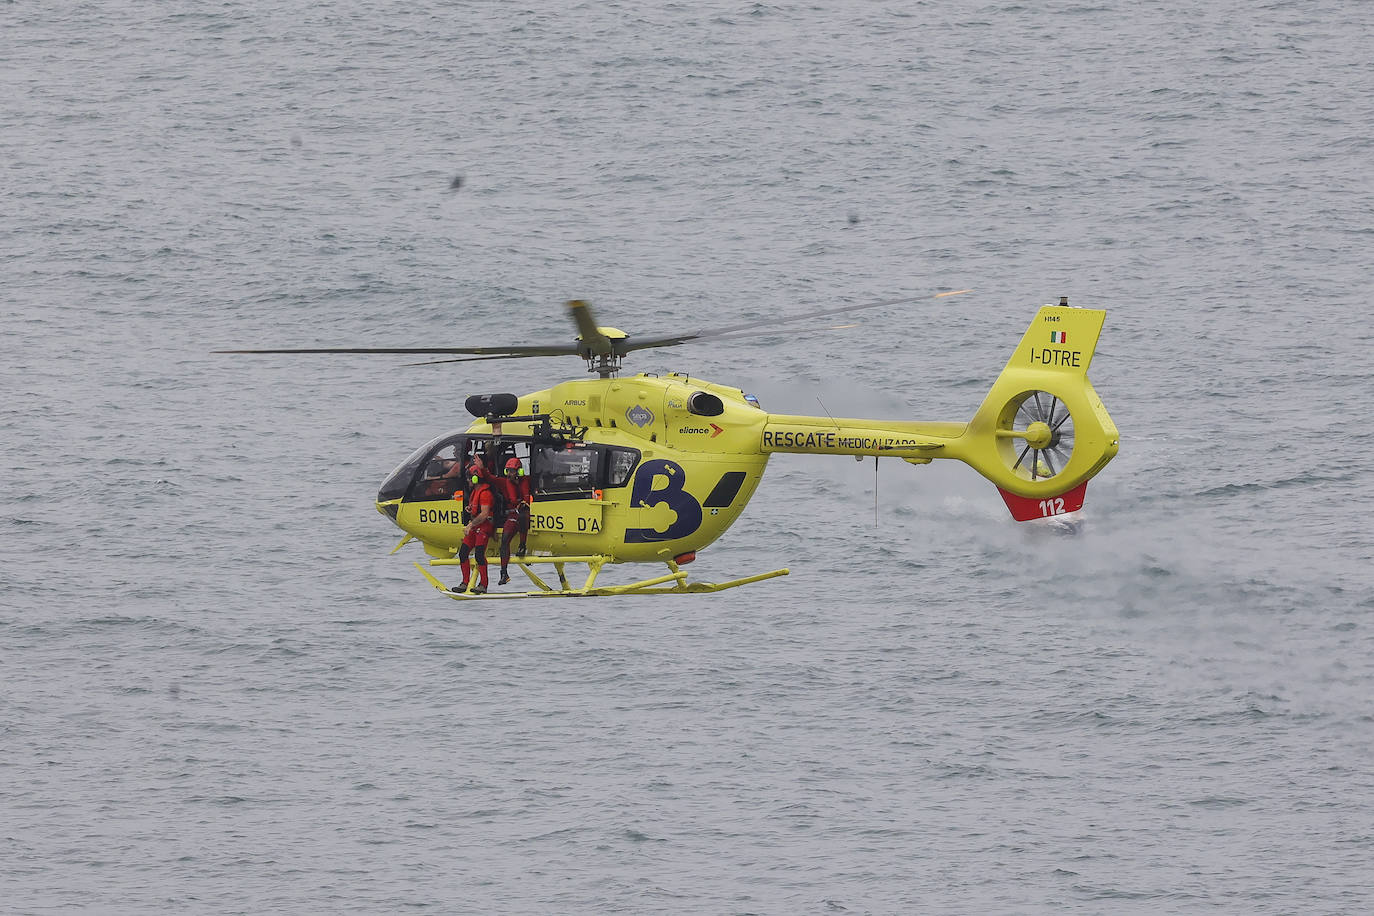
[5,1,1373,912]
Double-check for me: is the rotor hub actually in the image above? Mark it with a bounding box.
[1022,420,1053,450]
[584,353,624,378]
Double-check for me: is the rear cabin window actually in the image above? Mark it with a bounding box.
[530,444,600,499]
[605,447,639,488]
[529,443,640,498]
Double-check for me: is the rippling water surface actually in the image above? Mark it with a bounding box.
[5,1,1373,912]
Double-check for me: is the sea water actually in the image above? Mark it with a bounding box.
[4,1,1373,912]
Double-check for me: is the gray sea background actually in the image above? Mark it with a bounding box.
[4,1,1374,912]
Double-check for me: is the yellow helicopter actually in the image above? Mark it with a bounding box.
[221,292,1118,599]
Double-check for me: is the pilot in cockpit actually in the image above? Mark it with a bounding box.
[418,445,466,499]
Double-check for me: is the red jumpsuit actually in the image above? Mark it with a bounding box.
[458,481,495,591]
[497,472,532,580]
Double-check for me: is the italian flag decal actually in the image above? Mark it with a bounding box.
[1050,331,1068,343]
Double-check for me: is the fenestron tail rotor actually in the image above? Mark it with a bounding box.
[1005,391,1076,481]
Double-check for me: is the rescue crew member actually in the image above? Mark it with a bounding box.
[497,456,533,585]
[457,458,496,594]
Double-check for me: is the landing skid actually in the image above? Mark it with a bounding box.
[414,554,789,599]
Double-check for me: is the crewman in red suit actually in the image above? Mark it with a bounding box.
[497,456,533,585]
[457,458,496,594]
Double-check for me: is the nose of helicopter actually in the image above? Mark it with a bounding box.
[377,475,406,527]
[376,467,414,529]
[376,497,401,522]
[376,438,434,526]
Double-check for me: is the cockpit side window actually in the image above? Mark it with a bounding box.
[530,443,601,500]
[409,438,468,502]
[459,436,529,483]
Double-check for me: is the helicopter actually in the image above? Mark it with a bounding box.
[220,292,1119,599]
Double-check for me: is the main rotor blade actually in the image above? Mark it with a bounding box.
[214,344,579,357]
[215,288,972,367]
[400,352,575,367]
[618,289,972,352]
[683,322,865,347]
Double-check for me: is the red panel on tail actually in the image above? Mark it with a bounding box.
[997,481,1089,521]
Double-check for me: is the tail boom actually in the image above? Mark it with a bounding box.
[758,301,1118,521]
[760,417,964,459]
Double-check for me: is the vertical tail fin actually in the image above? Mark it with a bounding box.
[957,301,1119,520]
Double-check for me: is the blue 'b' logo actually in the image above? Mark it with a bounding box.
[624,459,702,543]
